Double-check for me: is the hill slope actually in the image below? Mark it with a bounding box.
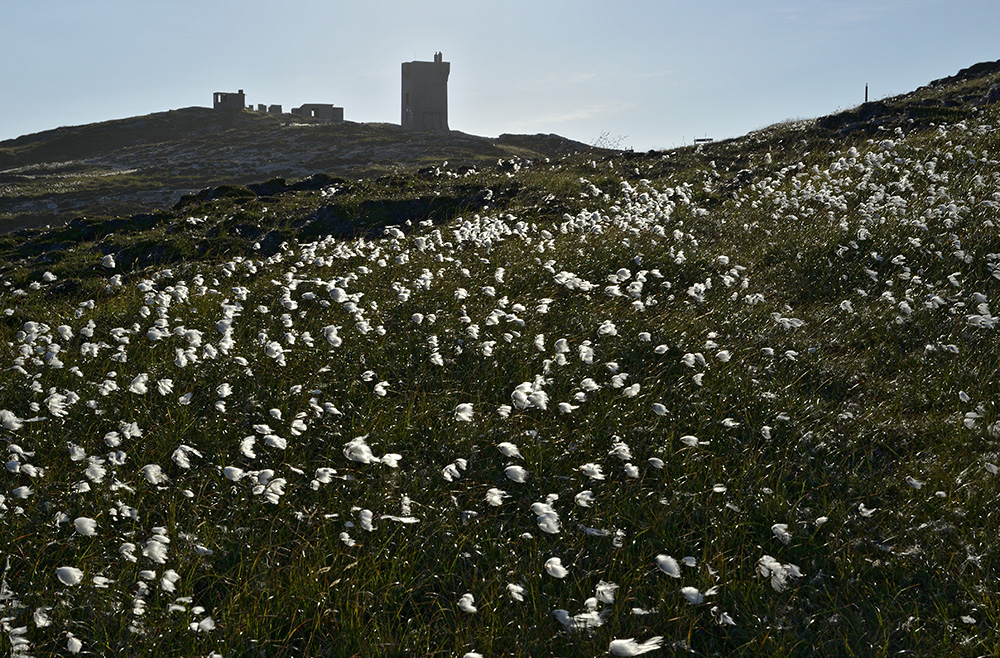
[0,62,999,657]
[0,107,591,232]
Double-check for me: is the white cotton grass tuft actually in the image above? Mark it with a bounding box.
[120,543,138,563]
[193,616,216,632]
[505,465,528,483]
[73,517,98,536]
[359,509,375,532]
[223,466,245,482]
[171,444,203,469]
[485,488,509,506]
[457,593,478,614]
[595,580,619,604]
[544,557,569,578]
[712,605,737,626]
[264,435,288,450]
[609,636,665,656]
[507,583,527,601]
[160,569,181,593]
[575,490,596,507]
[66,634,83,654]
[240,436,257,459]
[578,463,605,480]
[609,441,633,461]
[56,566,84,586]
[143,538,169,564]
[84,460,107,483]
[511,380,548,410]
[757,555,803,592]
[553,605,609,633]
[442,459,467,482]
[454,403,474,422]
[655,554,681,578]
[597,319,617,336]
[34,607,52,627]
[771,523,792,545]
[128,373,149,394]
[343,435,380,464]
[497,442,523,459]
[1,409,24,430]
[680,586,705,605]
[141,464,168,485]
[533,503,561,534]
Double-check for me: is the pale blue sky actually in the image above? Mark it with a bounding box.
[2,1,998,149]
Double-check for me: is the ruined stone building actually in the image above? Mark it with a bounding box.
[213,90,342,121]
[291,104,344,121]
[401,52,449,132]
[213,90,246,112]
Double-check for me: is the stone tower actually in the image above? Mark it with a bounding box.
[401,52,450,132]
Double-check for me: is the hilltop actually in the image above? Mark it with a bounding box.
[0,108,590,232]
[3,59,998,236]
[0,61,998,657]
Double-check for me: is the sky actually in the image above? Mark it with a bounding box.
[1,1,998,151]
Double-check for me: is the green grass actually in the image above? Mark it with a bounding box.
[1,71,1000,657]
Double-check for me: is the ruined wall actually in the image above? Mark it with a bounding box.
[213,90,343,120]
[213,90,246,112]
[401,52,449,132]
[291,104,344,121]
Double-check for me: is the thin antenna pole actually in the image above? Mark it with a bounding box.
[865,83,869,104]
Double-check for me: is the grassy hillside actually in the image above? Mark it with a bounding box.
[0,63,999,657]
[0,108,591,233]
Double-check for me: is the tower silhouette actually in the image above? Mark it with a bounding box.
[401,52,450,132]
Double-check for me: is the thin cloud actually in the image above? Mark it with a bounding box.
[530,71,599,86]
[631,70,672,80]
[507,101,633,129]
